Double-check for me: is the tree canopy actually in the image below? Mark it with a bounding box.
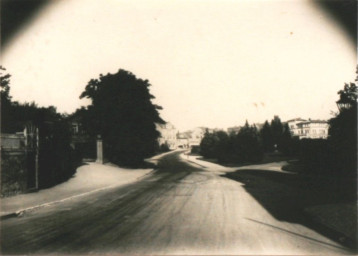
[78,69,164,165]
[328,74,357,173]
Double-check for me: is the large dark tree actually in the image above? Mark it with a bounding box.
[1,66,12,133]
[79,69,164,165]
[260,120,274,152]
[234,121,263,163]
[270,115,283,150]
[328,80,357,174]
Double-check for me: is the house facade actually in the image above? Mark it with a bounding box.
[286,118,308,137]
[296,120,329,139]
[155,122,178,150]
[286,118,329,139]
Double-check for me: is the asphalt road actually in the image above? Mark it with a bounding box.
[1,151,351,255]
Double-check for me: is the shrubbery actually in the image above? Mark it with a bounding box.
[1,67,81,190]
[260,116,297,156]
[159,143,170,153]
[1,151,27,196]
[297,81,357,176]
[200,122,263,164]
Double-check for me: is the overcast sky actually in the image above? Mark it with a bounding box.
[2,0,356,131]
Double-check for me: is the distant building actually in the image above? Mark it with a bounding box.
[227,126,241,134]
[286,118,329,139]
[286,118,307,137]
[253,123,264,131]
[189,127,207,146]
[155,122,178,150]
[175,127,213,148]
[296,120,329,139]
[176,133,190,149]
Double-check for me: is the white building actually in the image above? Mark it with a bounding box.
[189,127,207,146]
[296,120,329,139]
[155,122,178,150]
[286,118,329,139]
[286,118,307,137]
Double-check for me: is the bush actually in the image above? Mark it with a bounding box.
[159,143,170,152]
[1,151,27,196]
[233,123,263,163]
[298,139,330,173]
[38,119,81,188]
[328,106,357,174]
[200,122,263,164]
[190,145,200,154]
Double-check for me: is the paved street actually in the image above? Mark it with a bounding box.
[1,151,352,255]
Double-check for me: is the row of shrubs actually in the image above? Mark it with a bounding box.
[199,117,297,164]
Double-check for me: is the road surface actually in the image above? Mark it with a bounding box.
[1,151,351,254]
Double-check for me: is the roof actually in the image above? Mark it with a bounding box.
[286,118,307,122]
[297,120,328,125]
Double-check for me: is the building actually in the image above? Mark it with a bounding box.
[286,118,307,137]
[155,122,178,150]
[296,120,329,139]
[227,126,241,134]
[176,133,190,149]
[286,118,329,139]
[189,127,207,146]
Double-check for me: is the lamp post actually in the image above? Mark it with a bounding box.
[336,99,352,112]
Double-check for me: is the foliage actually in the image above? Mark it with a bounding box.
[1,67,80,189]
[279,123,298,156]
[159,143,170,153]
[1,151,27,196]
[78,69,164,166]
[259,116,296,155]
[233,121,263,163]
[327,80,357,174]
[270,115,283,151]
[337,82,358,106]
[260,121,274,152]
[298,73,357,175]
[1,66,13,133]
[298,139,330,173]
[200,130,229,160]
[200,121,263,164]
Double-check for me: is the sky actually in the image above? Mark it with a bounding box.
[2,0,356,131]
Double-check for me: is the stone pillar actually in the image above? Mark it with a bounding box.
[96,135,104,164]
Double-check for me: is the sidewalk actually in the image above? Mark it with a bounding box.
[1,162,154,219]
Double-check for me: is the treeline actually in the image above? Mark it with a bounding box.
[199,79,357,176]
[200,116,295,164]
[1,67,80,189]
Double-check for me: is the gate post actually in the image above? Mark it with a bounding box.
[96,135,104,164]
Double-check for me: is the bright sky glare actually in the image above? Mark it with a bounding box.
[2,0,356,131]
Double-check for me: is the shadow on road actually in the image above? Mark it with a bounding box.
[223,169,357,250]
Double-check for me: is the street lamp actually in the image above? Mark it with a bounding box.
[336,98,352,112]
